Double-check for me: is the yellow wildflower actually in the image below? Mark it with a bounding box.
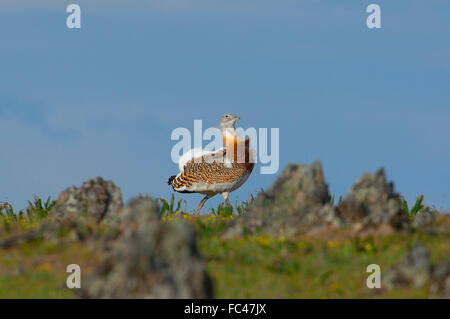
[329,282,339,291]
[36,263,52,272]
[327,241,340,248]
[257,235,270,246]
[297,241,306,249]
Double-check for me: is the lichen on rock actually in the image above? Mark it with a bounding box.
[80,197,214,299]
[336,168,409,236]
[51,176,123,222]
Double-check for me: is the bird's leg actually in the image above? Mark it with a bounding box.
[222,192,231,207]
[194,194,214,216]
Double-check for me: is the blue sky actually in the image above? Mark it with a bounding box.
[0,1,449,212]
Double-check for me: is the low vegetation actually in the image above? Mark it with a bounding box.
[0,192,448,298]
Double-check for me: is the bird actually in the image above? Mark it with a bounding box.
[168,114,255,215]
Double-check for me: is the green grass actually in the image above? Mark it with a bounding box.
[0,272,75,299]
[401,194,431,217]
[0,239,97,298]
[157,193,184,217]
[330,194,343,206]
[0,194,449,298]
[0,196,56,233]
[197,232,449,298]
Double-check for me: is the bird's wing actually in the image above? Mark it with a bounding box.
[178,148,226,172]
[171,149,249,190]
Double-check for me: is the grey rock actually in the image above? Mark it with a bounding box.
[412,210,437,229]
[0,177,124,248]
[384,244,450,297]
[224,161,336,237]
[304,204,344,233]
[337,168,408,230]
[260,160,330,213]
[51,177,123,222]
[80,197,213,299]
[384,244,432,289]
[430,261,450,297]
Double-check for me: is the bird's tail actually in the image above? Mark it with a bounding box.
[168,175,176,186]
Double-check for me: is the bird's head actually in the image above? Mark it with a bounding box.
[219,113,240,131]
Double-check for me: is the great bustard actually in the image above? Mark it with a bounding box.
[168,114,255,215]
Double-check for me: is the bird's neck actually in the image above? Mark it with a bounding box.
[222,128,242,147]
[223,129,251,163]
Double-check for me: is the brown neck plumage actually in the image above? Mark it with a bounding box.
[223,133,254,169]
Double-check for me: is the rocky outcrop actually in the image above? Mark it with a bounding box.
[1,177,213,298]
[336,168,409,236]
[383,244,450,298]
[224,163,414,238]
[430,262,450,298]
[48,178,213,298]
[51,177,123,222]
[224,161,339,237]
[383,244,432,289]
[412,210,438,230]
[0,177,124,248]
[80,197,214,299]
[258,161,330,213]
